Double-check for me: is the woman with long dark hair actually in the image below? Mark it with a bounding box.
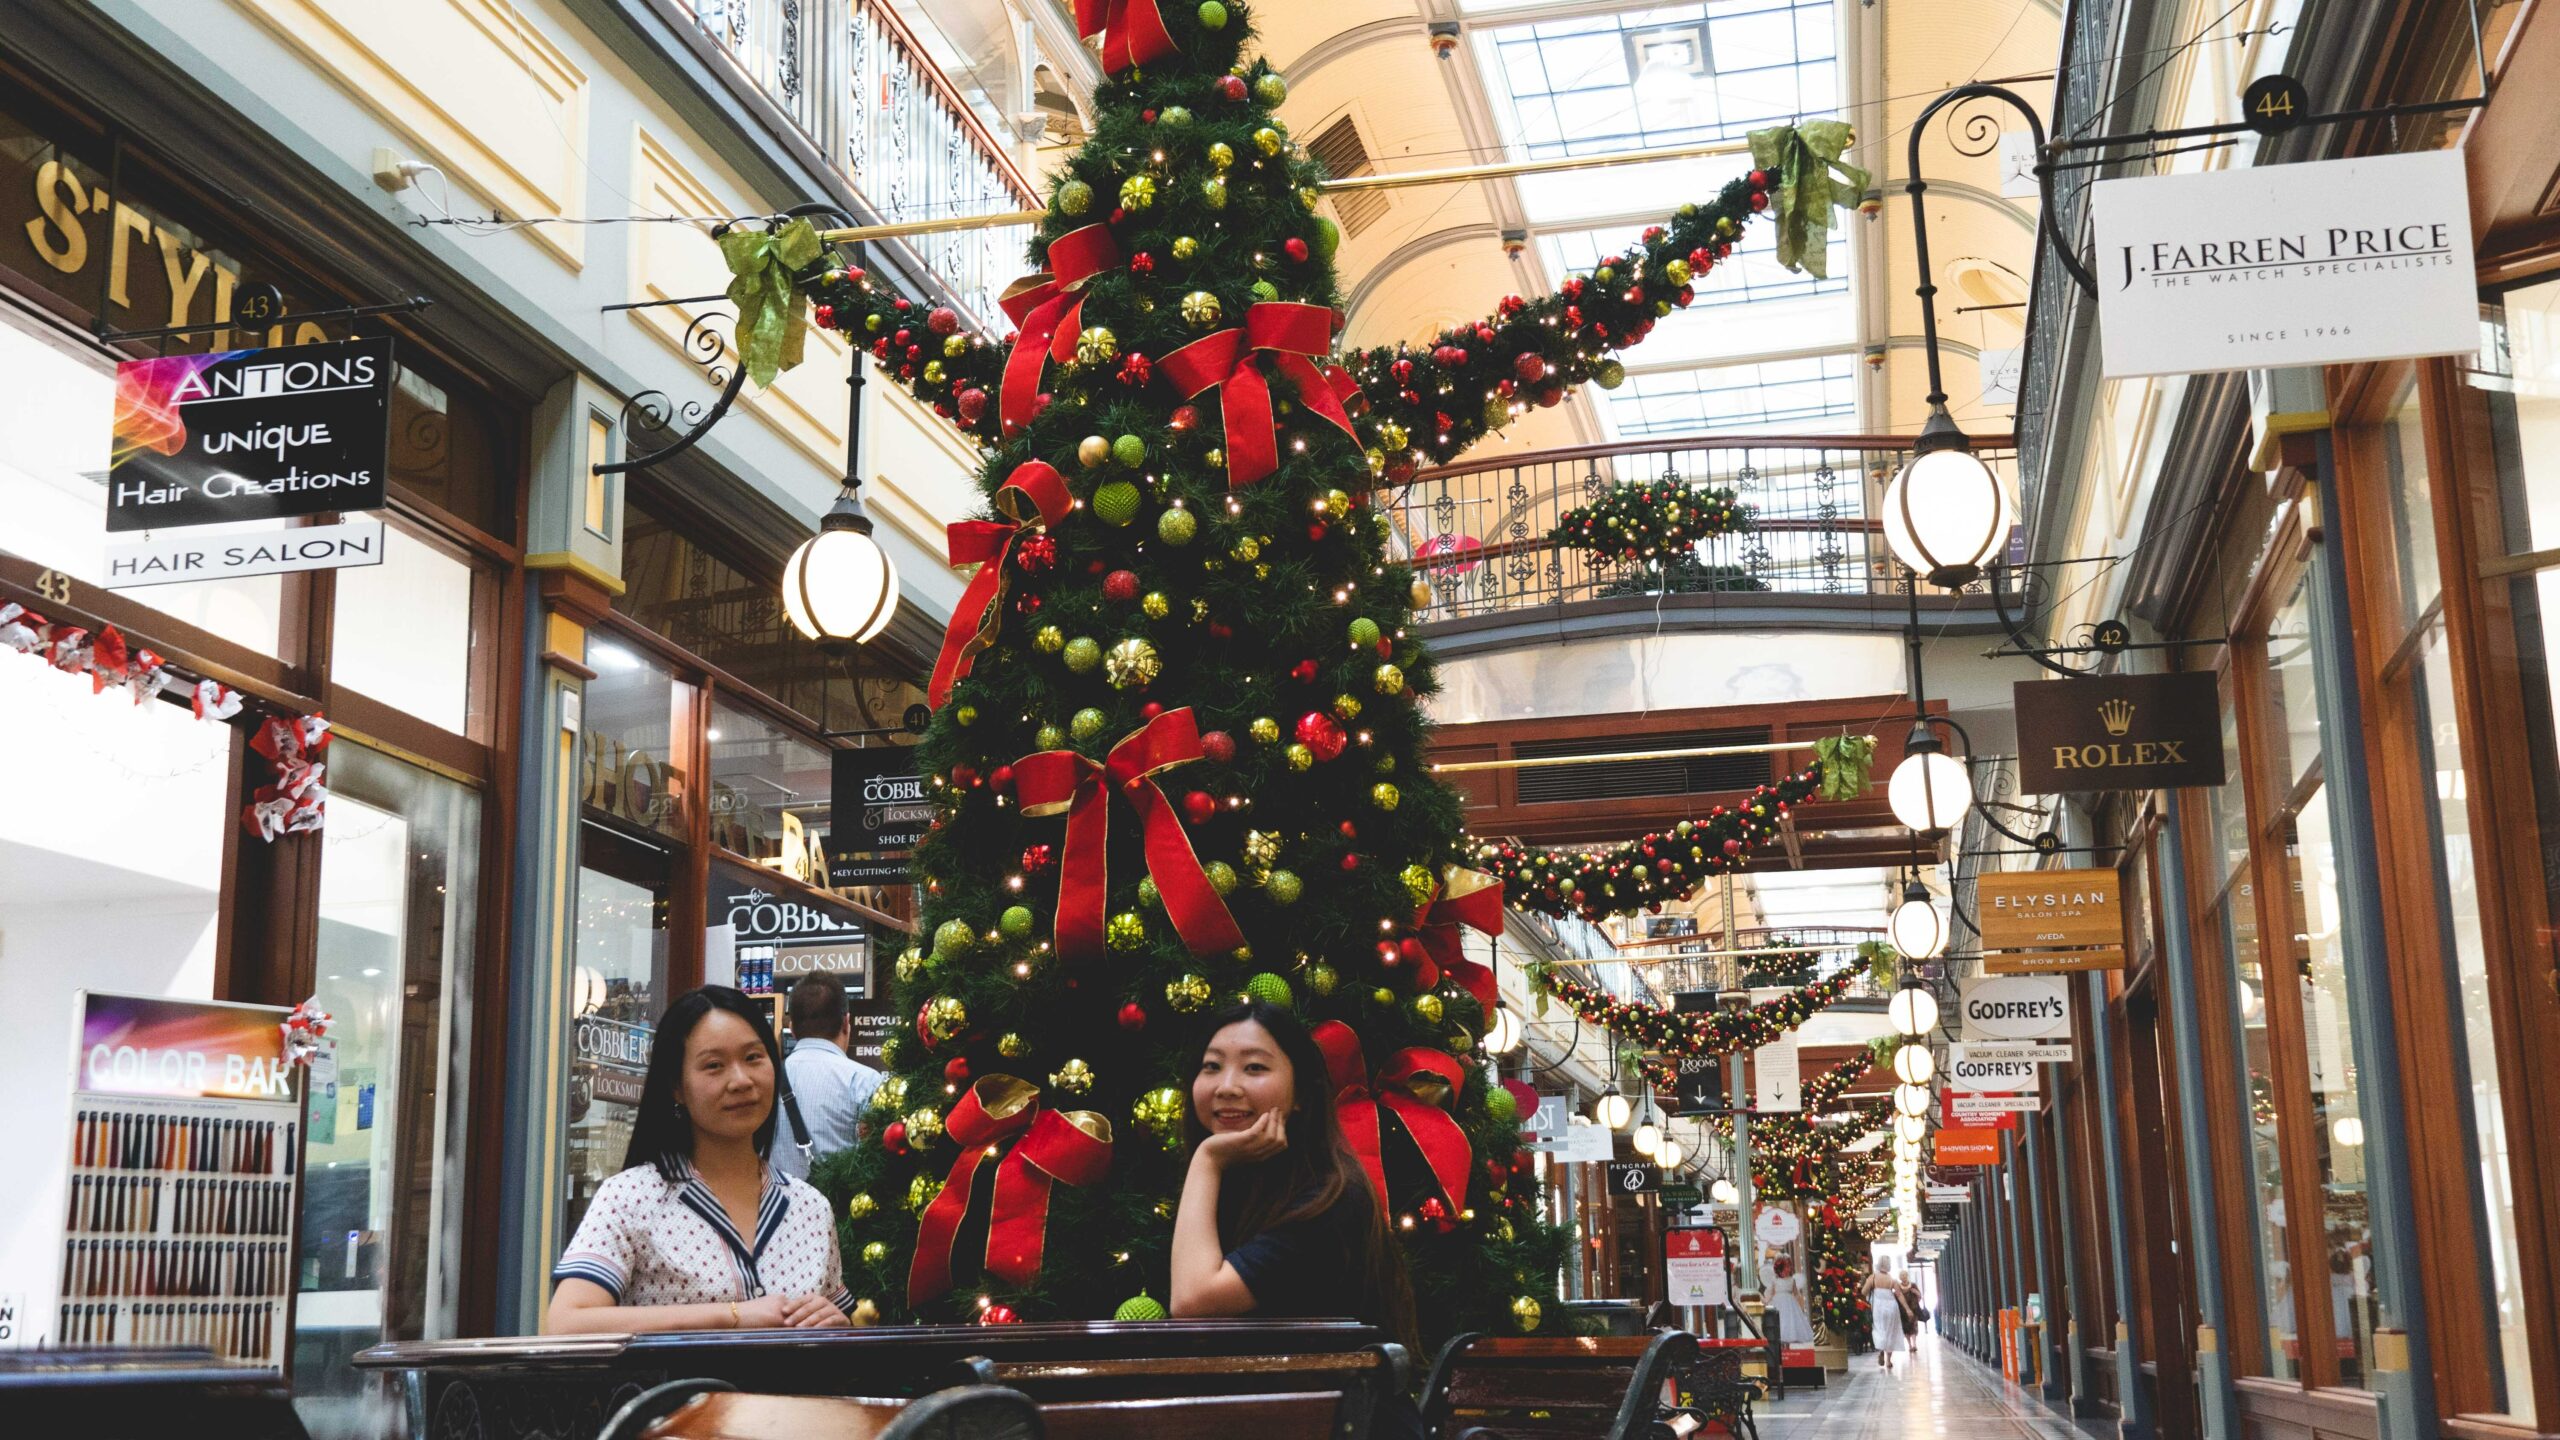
[545,986,854,1333]
[1168,1001,1424,1435]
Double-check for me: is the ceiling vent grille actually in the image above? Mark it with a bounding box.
[1307,115,1389,239]
[1511,726,1774,805]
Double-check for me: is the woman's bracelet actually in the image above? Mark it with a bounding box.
[728,1301,741,1329]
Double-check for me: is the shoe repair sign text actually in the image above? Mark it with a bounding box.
[108,338,392,531]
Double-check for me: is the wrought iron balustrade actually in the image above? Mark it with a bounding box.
[676,0,1040,325]
[1628,926,1891,1005]
[1382,433,2014,624]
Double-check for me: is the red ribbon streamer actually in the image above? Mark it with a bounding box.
[1070,0,1176,72]
[1414,868,1506,1017]
[1315,1021,1472,1221]
[996,226,1120,437]
[908,1077,1113,1306]
[1157,303,1359,488]
[927,461,1075,707]
[1014,708,1245,964]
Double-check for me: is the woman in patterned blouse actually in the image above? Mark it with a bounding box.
[546,987,855,1333]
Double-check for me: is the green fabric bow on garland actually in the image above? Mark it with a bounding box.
[1746,120,1868,281]
[719,217,825,389]
[1812,733,1876,802]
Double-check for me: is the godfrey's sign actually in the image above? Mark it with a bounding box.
[2092,149,2478,379]
[1958,974,2070,1042]
[830,745,926,888]
[107,338,393,531]
[2014,671,2224,794]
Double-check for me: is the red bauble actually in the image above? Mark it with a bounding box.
[1140,701,1164,721]
[1103,569,1141,602]
[1130,252,1155,276]
[944,1055,971,1083]
[893,297,911,311]
[1418,1197,1447,1221]
[1307,522,1328,541]
[1169,404,1200,431]
[813,303,835,328]
[1749,168,1771,188]
[981,1304,1020,1325]
[1117,352,1153,386]
[1021,843,1056,874]
[1181,790,1217,824]
[1561,277,1583,299]
[1377,941,1402,967]
[1199,729,1236,764]
[1295,711,1347,760]
[1118,1002,1149,1032]
[950,763,981,789]
[883,1120,908,1152]
[1340,852,1362,872]
[1216,74,1248,101]
[1284,236,1309,263]
[1512,351,1546,383]
[1724,838,1743,855]
[989,764,1015,793]
[1208,622,1234,640]
[1142,108,1158,123]
[1016,534,1059,573]
[1338,820,1359,840]
[928,305,960,336]
[1289,659,1320,684]
[1750,191,1769,212]
[956,387,988,424]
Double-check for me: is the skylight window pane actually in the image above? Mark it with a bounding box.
[1707,11,1795,67]
[1604,352,1858,438]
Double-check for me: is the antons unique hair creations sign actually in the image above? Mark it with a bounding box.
[107,338,392,531]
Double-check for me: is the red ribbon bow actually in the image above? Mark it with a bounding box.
[1414,866,1505,1017]
[1158,302,1359,488]
[909,1076,1113,1306]
[996,226,1120,437]
[1315,1021,1472,1221]
[1071,0,1177,73]
[927,461,1075,707]
[1014,708,1246,964]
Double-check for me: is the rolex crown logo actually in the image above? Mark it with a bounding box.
[2097,698,2136,737]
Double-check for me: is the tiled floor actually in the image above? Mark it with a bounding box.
[1747,1338,2102,1439]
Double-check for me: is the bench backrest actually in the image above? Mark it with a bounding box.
[642,1388,1349,1440]
[1421,1332,1696,1440]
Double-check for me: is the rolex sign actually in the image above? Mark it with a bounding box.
[2014,671,2224,794]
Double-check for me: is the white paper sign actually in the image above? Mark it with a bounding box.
[1948,1046,2044,1093]
[1755,1036,1801,1112]
[1999,131,2041,199]
[1947,1093,2040,1118]
[1925,1184,1972,1204]
[1956,1041,2073,1066]
[103,517,386,590]
[2091,149,2478,379]
[1754,1205,1802,1247]
[1959,975,2071,1042]
[1979,346,2022,408]
[1557,1117,1617,1162]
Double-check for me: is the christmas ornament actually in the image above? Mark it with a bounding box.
[1254,72,1288,105]
[1105,636,1162,689]
[1172,234,1199,260]
[1285,743,1314,772]
[1511,1295,1544,1331]
[999,906,1036,940]
[1103,569,1141,602]
[1118,1001,1149,1031]
[1035,723,1068,750]
[922,995,969,1043]
[847,1192,878,1220]
[1049,1057,1095,1094]
[1371,782,1401,811]
[863,1241,890,1266]
[1202,176,1227,209]
[870,1075,909,1114]
[1166,973,1212,1012]
[981,1304,1021,1325]
[1111,433,1147,467]
[1160,104,1192,128]
[1132,1086,1186,1147]
[998,1031,1031,1059]
[1207,141,1234,171]
[1078,434,1112,468]
[1181,290,1223,327]
[1410,993,1443,1025]
[1346,616,1380,648]
[1141,591,1171,620]
[903,1106,946,1145]
[934,919,976,957]
[908,1174,944,1213]
[1033,624,1066,654]
[1092,480,1143,526]
[1265,869,1302,905]
[1063,636,1103,673]
[1076,325,1121,365]
[1373,662,1405,694]
[1157,507,1197,544]
[1116,1292,1169,1321]
[1295,711,1347,761]
[1246,971,1292,1007]
[1483,1087,1518,1127]
[1057,179,1094,215]
[1252,126,1282,156]
[1202,860,1238,894]
[1249,716,1281,744]
[1305,962,1338,996]
[1215,73,1247,102]
[1119,175,1157,211]
[1108,911,1148,950]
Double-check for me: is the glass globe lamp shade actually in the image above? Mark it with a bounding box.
[1892,1134,1922,1161]
[1710,1178,1739,1204]
[1888,983,1940,1037]
[1658,1138,1684,1170]
[1484,1007,1522,1055]
[1594,1088,1632,1131]
[1882,435,2009,588]
[1894,1112,1928,1144]
[1893,1083,1932,1117]
[1889,881,1948,960]
[1893,1042,1936,1086]
[782,491,900,650]
[1889,736,1973,834]
[1632,1117,1663,1156]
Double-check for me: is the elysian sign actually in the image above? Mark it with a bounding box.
[1977,869,2124,974]
[2091,149,2479,379]
[2015,671,2224,794]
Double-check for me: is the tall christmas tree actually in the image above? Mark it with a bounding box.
[796,0,1866,1341]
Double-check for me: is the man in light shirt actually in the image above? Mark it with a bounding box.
[774,973,880,1180]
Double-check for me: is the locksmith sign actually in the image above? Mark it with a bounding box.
[2015,671,2223,794]
[107,338,392,531]
[2090,149,2478,379]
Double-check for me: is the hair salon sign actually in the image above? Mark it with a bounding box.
[2090,149,2478,379]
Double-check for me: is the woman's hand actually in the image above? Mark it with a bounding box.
[1196,1108,1288,1170]
[779,1293,851,1329]
[733,1295,791,1329]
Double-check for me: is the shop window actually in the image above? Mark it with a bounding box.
[383,360,512,542]
[582,637,692,842]
[566,823,674,1237]
[295,744,480,1433]
[708,699,833,876]
[330,522,480,734]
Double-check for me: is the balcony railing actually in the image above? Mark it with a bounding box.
[678,0,1040,325]
[1628,927,1891,1005]
[1382,433,2015,624]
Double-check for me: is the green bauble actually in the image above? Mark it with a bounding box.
[1596,359,1627,389]
[1410,993,1444,1025]
[1057,179,1094,216]
[1063,636,1103,673]
[1312,216,1341,258]
[1484,1086,1519,1126]
[1071,707,1108,740]
[1203,860,1238,895]
[954,704,979,727]
[998,905,1035,941]
[1195,0,1227,29]
[1304,962,1338,996]
[1245,972,1293,1007]
[1157,507,1197,545]
[1035,723,1068,750]
[1201,176,1227,210]
[1264,869,1302,905]
[1112,433,1147,468]
[1251,279,1279,303]
[933,919,975,957]
[1399,863,1437,908]
[1370,987,1397,1008]
[1347,617,1381,648]
[1092,480,1143,526]
[1107,911,1148,950]
[1137,876,1161,908]
[1160,105,1193,128]
[1116,1292,1169,1322]
[1254,73,1288,106]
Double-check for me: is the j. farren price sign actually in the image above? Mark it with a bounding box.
[107,338,391,531]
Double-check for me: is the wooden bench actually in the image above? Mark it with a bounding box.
[1419,1332,1695,1440]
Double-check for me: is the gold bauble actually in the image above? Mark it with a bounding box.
[846,1192,877,1220]
[1399,863,1437,907]
[1181,289,1222,328]
[1119,174,1157,211]
[1050,1057,1095,1094]
[1286,743,1315,772]
[862,1241,890,1267]
[1242,829,1282,866]
[1321,488,1353,518]
[902,1106,945,1145]
[1378,421,1409,450]
[869,1075,909,1114]
[1331,693,1362,721]
[1141,591,1171,620]
[1166,972,1213,1012]
[923,360,945,385]
[1132,1085,1187,1147]
[1075,327,1119,366]
[1105,636,1162,689]
[907,1173,943,1212]
[1034,624,1066,654]
[851,1298,881,1326]
[998,1031,1031,1058]
[1298,185,1321,212]
[1511,1295,1544,1331]
[1411,577,1435,608]
[1108,911,1148,950]
[895,946,927,983]
[1172,235,1200,260]
[1410,993,1445,1026]
[922,994,968,1043]
[1077,434,1112,468]
[1206,447,1224,470]
[1253,126,1283,156]
[1664,257,1692,285]
[1372,782,1402,812]
[945,333,969,358]
[1203,860,1239,895]
[1305,962,1338,996]
[1249,716,1281,744]
[1201,176,1227,210]
[1207,141,1234,171]
[1374,662,1406,694]
[1034,723,1067,750]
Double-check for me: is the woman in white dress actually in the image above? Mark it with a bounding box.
[1863,1262,1908,1369]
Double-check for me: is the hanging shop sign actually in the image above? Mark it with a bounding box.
[101,516,385,590]
[1753,1205,1801,1248]
[2014,671,2224,794]
[106,338,393,531]
[1665,1227,1728,1308]
[74,992,294,1103]
[2090,148,2479,379]
[1556,1117,1617,1162]
[709,865,869,994]
[1932,1128,2003,1166]
[1606,1161,1661,1195]
[1976,868,2124,973]
[1957,974,2070,1042]
[829,745,926,888]
[1754,1034,1801,1113]
[1955,1041,2071,1066]
[1925,1184,1971,1204]
[1947,1047,2044,1094]
[1674,1054,1727,1115]
[1943,1092,2023,1129]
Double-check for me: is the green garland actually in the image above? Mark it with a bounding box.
[1549,478,1752,566]
[1533,966,1854,1059]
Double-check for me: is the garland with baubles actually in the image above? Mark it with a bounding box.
[1534,965,1854,1059]
[1550,477,1752,566]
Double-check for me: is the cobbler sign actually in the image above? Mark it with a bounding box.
[107,337,392,531]
[2091,150,2477,379]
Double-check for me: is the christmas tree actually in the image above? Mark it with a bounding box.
[803,0,1866,1341]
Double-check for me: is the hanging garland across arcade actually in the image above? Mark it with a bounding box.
[1472,737,1870,923]
[1534,965,1855,1059]
[1549,477,1753,566]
